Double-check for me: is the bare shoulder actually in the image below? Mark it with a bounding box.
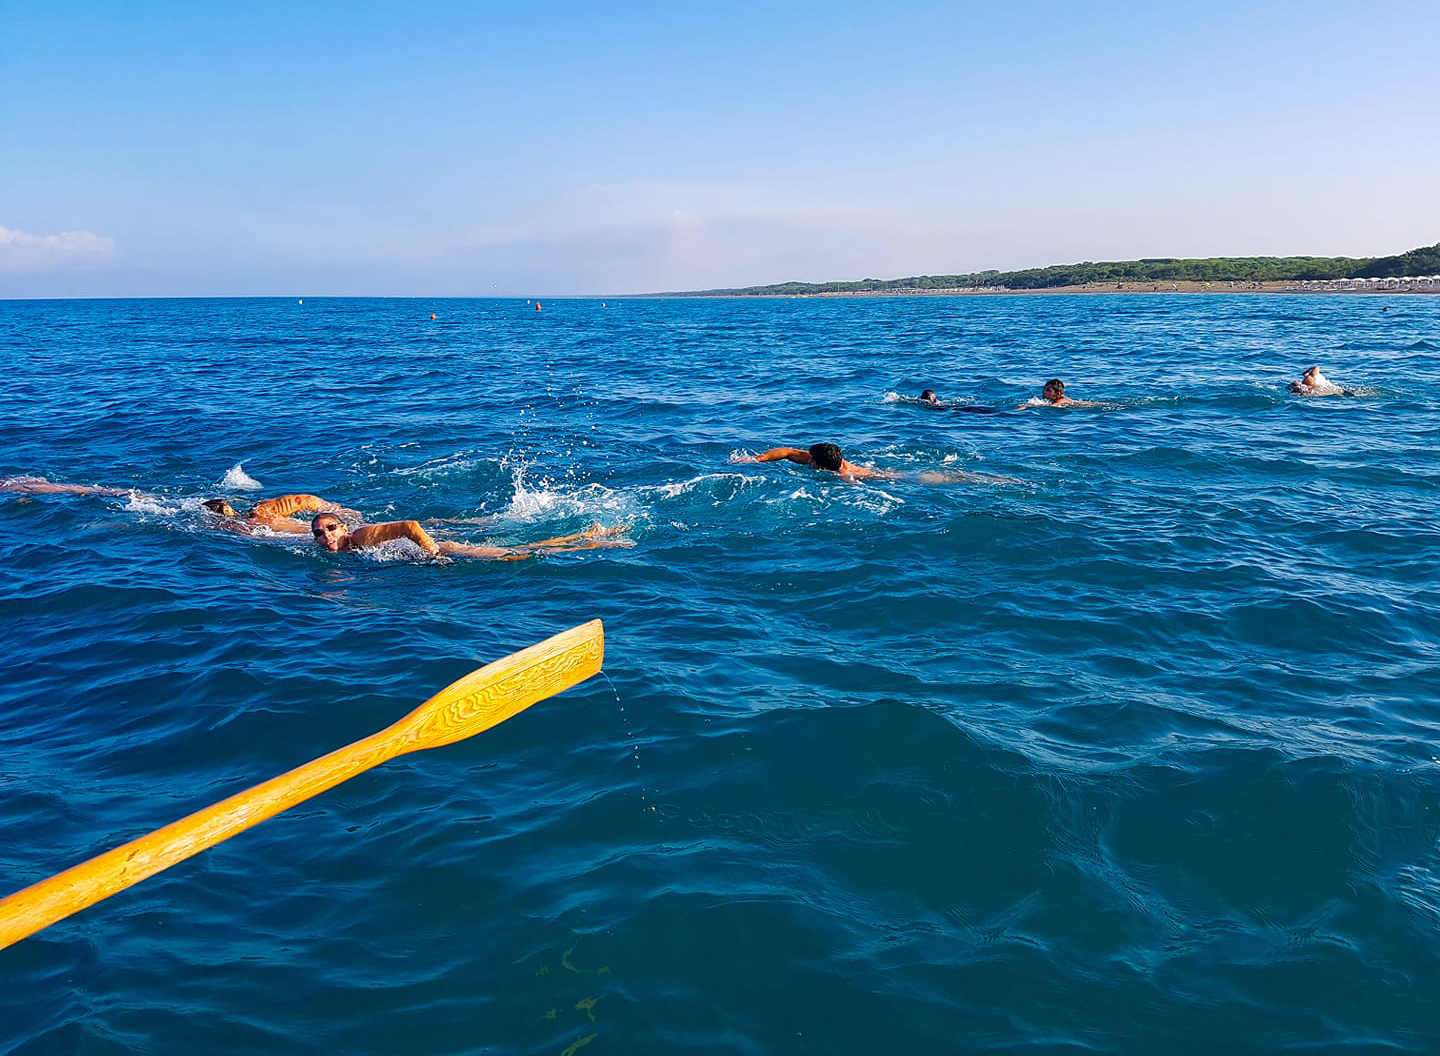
[349,521,403,547]
[841,464,897,482]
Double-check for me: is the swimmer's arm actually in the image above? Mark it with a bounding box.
[253,494,361,534]
[437,540,529,560]
[1,479,133,497]
[438,525,632,560]
[349,520,443,557]
[253,494,356,520]
[748,447,813,465]
[841,465,900,482]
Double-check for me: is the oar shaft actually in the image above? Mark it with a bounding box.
[0,620,603,951]
[0,730,395,950]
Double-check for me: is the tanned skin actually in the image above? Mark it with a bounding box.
[206,494,362,535]
[735,444,894,481]
[309,514,631,560]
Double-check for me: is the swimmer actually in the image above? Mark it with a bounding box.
[1,476,141,498]
[916,390,997,414]
[735,443,1013,486]
[204,494,361,535]
[309,513,631,560]
[735,443,895,481]
[1288,366,1348,396]
[1019,379,1101,409]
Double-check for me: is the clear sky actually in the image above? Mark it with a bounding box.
[2,0,1437,297]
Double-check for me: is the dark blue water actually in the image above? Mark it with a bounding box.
[3,295,1439,1054]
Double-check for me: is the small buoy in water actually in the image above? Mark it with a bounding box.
[298,299,303,304]
[430,313,437,320]
[535,301,542,311]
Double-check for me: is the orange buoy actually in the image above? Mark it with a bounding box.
[535,301,542,311]
[430,314,436,320]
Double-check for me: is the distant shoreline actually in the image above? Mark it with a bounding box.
[669,279,1439,299]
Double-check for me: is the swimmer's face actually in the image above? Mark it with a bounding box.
[1042,382,1064,401]
[311,517,348,551]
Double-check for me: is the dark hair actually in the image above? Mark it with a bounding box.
[808,443,844,471]
[1043,379,1065,395]
[920,390,939,403]
[203,498,240,516]
[311,512,342,529]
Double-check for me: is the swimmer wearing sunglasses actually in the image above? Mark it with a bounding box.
[310,513,631,560]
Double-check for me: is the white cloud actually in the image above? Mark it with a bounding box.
[0,224,115,273]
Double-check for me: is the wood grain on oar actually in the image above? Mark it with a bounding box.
[0,619,603,951]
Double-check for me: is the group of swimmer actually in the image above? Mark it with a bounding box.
[1,479,632,561]
[2,363,1352,551]
[736,365,1347,484]
[730,378,1077,483]
[914,378,1104,410]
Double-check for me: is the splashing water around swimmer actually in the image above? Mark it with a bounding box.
[220,463,263,490]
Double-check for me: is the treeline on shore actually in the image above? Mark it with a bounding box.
[680,243,1440,296]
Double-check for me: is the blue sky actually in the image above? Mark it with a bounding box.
[2,0,1437,296]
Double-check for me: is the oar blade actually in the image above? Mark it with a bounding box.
[387,619,605,753]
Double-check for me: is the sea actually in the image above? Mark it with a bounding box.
[2,294,1438,1055]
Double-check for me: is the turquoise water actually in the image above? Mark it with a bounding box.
[3,295,1439,1054]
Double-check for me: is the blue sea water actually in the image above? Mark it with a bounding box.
[2,293,1439,1055]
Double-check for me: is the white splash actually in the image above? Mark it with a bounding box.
[358,538,434,563]
[649,472,749,500]
[123,492,175,515]
[220,463,262,490]
[394,452,488,479]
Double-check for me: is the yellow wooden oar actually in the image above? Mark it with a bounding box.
[0,619,604,950]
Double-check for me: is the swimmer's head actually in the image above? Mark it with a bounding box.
[1302,366,1320,382]
[920,389,940,404]
[310,513,350,552]
[203,498,240,517]
[1042,379,1066,402]
[808,443,845,472]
